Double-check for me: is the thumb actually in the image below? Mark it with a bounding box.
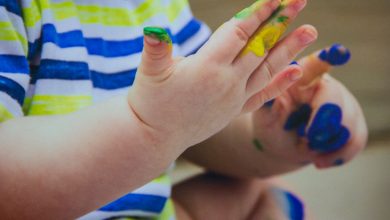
[139,26,174,80]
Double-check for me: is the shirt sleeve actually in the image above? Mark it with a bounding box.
[0,1,30,122]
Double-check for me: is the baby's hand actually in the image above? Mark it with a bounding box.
[252,44,368,169]
[128,0,316,150]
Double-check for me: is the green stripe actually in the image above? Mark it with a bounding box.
[27,95,92,115]
[23,0,189,28]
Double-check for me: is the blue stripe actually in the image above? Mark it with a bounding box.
[0,75,25,105]
[41,24,86,48]
[175,19,202,45]
[99,193,167,213]
[0,55,29,74]
[91,69,136,90]
[37,19,203,58]
[285,191,304,220]
[0,0,22,16]
[30,59,90,83]
[30,60,136,90]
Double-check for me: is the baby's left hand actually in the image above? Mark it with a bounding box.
[252,44,368,169]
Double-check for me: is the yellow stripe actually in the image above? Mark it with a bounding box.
[0,21,28,54]
[23,0,189,28]
[155,198,175,220]
[27,95,92,115]
[152,173,171,185]
[0,104,14,122]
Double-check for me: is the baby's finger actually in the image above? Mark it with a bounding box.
[198,0,281,63]
[291,44,351,100]
[242,65,302,113]
[234,0,308,76]
[298,44,351,87]
[245,25,317,96]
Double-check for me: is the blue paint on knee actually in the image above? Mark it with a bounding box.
[318,44,351,66]
[284,191,305,220]
[284,104,312,131]
[307,103,350,153]
[307,103,342,140]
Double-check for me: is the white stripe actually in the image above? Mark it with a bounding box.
[73,0,143,8]
[92,87,129,103]
[179,24,211,56]
[87,43,181,74]
[0,40,25,56]
[0,73,30,91]
[0,92,24,117]
[34,79,92,95]
[26,11,82,43]
[132,183,171,197]
[78,210,157,220]
[41,43,88,62]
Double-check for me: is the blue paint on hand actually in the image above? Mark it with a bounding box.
[264,99,275,107]
[307,104,350,153]
[318,44,351,66]
[284,104,312,131]
[290,61,299,65]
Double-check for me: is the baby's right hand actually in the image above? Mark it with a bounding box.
[128,0,317,150]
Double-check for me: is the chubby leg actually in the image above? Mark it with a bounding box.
[172,173,308,220]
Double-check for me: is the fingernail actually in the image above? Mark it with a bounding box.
[143,26,172,44]
[333,158,345,166]
[291,0,307,11]
[273,188,305,220]
[290,69,303,81]
[299,27,317,44]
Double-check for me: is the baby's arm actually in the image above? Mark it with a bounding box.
[0,0,302,218]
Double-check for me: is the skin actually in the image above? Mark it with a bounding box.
[175,47,367,220]
[0,0,317,218]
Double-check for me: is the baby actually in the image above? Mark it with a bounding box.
[0,0,367,219]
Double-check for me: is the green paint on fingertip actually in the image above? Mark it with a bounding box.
[143,26,172,44]
[253,139,264,151]
[234,0,266,19]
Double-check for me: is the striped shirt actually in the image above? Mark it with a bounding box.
[0,0,211,219]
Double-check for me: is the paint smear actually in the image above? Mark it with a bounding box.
[143,26,172,46]
[318,44,351,66]
[241,2,289,57]
[253,139,264,151]
[234,0,268,19]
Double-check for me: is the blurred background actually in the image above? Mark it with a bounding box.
[175,0,390,219]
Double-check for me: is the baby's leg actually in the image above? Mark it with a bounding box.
[172,173,309,220]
